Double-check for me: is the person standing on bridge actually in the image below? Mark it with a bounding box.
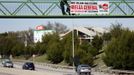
[60,0,70,15]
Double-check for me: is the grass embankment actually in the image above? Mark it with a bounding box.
[32,55,69,66]
[32,51,106,67]
[14,54,69,66]
[13,55,49,63]
[29,54,50,63]
[93,49,108,72]
[13,51,106,67]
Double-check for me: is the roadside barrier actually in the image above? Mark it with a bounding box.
[13,59,134,75]
[13,59,74,70]
[110,69,134,75]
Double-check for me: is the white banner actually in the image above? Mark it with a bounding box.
[70,1,109,15]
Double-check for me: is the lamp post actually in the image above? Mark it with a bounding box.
[72,24,75,68]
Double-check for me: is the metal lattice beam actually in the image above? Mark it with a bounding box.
[0,0,134,16]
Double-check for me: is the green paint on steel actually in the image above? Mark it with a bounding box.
[46,4,58,15]
[109,2,121,15]
[123,0,134,15]
[25,3,38,15]
[109,2,114,9]
[115,2,127,15]
[43,3,54,15]
[14,3,26,15]
[30,2,44,14]
[0,3,6,15]
[0,0,134,16]
[11,3,24,15]
[0,3,12,15]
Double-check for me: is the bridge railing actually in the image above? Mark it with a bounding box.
[0,0,134,16]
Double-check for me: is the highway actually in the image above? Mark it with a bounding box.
[14,62,75,75]
[0,62,112,75]
[0,72,13,75]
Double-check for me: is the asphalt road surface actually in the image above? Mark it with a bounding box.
[0,62,113,75]
[0,72,14,75]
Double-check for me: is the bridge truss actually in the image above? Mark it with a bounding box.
[0,0,134,17]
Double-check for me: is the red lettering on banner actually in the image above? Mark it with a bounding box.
[71,5,98,11]
[92,6,97,10]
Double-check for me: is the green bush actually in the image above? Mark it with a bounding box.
[92,35,103,51]
[103,29,134,70]
[47,42,63,64]
[46,33,64,64]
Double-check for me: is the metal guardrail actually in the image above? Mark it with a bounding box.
[110,69,134,75]
[35,62,74,70]
[13,59,74,70]
[12,59,134,75]
[90,66,134,75]
[0,0,134,16]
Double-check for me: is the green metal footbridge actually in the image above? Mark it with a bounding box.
[0,0,134,17]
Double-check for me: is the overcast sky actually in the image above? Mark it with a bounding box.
[0,18,134,33]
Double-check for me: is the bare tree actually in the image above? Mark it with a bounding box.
[45,22,69,34]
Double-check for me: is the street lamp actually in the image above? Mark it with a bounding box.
[72,24,75,68]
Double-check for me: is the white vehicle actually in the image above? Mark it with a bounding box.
[76,64,91,75]
[2,59,13,68]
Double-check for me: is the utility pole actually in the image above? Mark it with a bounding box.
[72,24,75,68]
[24,34,27,47]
